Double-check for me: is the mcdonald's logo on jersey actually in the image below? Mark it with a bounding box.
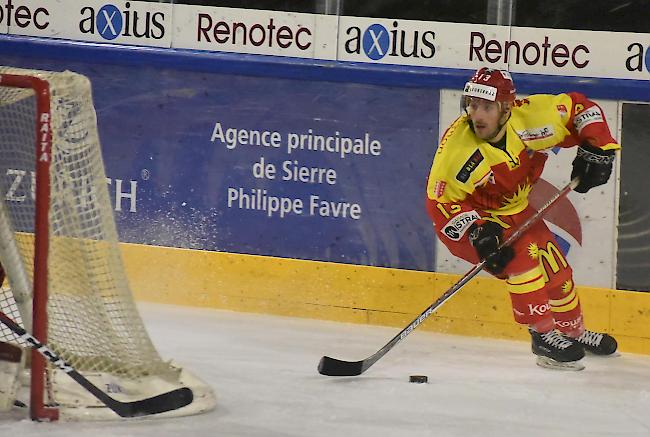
[537,241,569,283]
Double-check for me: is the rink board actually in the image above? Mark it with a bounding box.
[1,36,649,355]
[0,36,646,285]
[0,36,439,273]
[121,243,650,355]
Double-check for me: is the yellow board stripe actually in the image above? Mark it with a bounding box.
[119,243,650,356]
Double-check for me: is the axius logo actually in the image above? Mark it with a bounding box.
[344,20,435,61]
[362,23,389,60]
[94,4,121,40]
[79,2,165,41]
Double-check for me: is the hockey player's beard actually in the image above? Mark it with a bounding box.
[470,111,511,143]
[485,122,508,144]
[469,120,506,142]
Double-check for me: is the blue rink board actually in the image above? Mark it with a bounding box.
[0,40,439,271]
[3,36,649,273]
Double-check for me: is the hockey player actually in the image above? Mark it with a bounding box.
[426,67,619,370]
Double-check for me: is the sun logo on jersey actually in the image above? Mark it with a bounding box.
[527,242,539,260]
[562,279,574,294]
[502,183,533,209]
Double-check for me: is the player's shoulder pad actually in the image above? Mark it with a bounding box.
[439,114,468,143]
[511,94,558,111]
[434,116,476,159]
[511,94,572,122]
[428,117,481,201]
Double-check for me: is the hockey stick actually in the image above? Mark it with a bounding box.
[0,311,193,418]
[318,178,579,376]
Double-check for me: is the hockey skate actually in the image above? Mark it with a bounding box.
[528,327,585,371]
[567,329,618,356]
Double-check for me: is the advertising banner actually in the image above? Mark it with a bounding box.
[506,27,650,80]
[0,55,438,271]
[172,5,337,60]
[8,0,172,47]
[0,1,8,35]
[337,16,507,69]
[336,17,650,81]
[3,3,650,81]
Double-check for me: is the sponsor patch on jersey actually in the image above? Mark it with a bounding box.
[433,180,447,198]
[456,150,484,183]
[573,106,603,134]
[556,104,567,115]
[442,210,481,241]
[515,125,554,141]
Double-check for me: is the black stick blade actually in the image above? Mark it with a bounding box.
[318,356,364,376]
[113,387,194,418]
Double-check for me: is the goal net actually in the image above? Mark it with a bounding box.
[0,66,215,420]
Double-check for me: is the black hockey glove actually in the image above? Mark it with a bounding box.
[570,143,615,194]
[468,221,514,276]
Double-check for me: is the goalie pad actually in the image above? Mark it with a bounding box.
[0,342,22,412]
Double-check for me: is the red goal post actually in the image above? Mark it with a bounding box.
[0,67,215,421]
[0,72,56,421]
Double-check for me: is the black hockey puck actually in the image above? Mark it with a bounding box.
[409,375,428,384]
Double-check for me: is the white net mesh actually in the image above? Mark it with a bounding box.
[0,68,212,417]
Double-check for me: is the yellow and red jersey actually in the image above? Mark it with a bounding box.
[426,92,620,252]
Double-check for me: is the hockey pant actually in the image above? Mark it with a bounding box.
[458,208,583,337]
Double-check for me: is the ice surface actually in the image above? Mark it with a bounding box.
[2,303,650,436]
